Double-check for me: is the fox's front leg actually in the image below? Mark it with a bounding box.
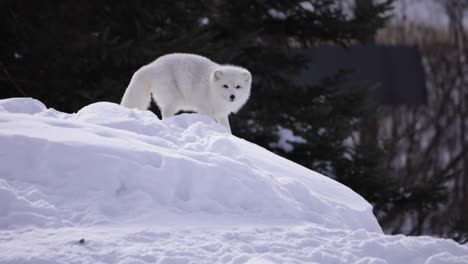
[216,116,231,133]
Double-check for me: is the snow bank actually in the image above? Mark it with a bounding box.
[0,97,379,231]
[1,97,467,264]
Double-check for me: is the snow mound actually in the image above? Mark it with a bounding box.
[0,98,379,232]
[1,98,467,264]
[0,97,46,114]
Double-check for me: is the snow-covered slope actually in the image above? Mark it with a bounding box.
[0,97,467,264]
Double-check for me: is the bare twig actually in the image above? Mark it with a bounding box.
[0,61,27,97]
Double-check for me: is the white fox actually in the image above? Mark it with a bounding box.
[121,53,252,132]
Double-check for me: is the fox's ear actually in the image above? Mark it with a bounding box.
[242,71,251,83]
[212,70,223,81]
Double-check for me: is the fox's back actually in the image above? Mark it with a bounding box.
[153,54,217,95]
[156,53,216,79]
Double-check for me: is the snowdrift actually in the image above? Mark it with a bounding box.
[1,98,467,264]
[0,97,378,231]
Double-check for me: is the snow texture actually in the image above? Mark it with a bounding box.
[0,97,467,264]
[269,127,307,153]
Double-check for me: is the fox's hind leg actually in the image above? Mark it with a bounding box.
[150,73,183,119]
[160,105,178,119]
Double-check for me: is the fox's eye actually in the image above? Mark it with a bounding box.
[235,85,241,89]
[223,84,228,89]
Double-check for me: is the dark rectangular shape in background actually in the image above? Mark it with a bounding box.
[294,46,427,105]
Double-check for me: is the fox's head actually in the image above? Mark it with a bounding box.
[210,66,251,110]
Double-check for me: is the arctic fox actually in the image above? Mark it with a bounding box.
[121,53,252,132]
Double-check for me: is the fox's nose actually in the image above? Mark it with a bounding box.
[230,95,235,101]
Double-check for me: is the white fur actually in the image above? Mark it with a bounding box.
[121,53,252,132]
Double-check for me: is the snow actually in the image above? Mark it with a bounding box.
[267,9,287,20]
[0,97,467,264]
[269,127,307,153]
[199,17,210,26]
[13,52,23,60]
[300,1,314,12]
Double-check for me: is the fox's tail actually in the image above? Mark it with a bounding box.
[121,70,152,110]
